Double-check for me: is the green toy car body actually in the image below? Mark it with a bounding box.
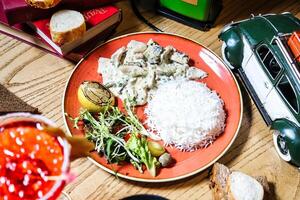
[219,13,300,167]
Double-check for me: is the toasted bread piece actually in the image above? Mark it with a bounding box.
[50,10,86,45]
[210,163,270,200]
[226,171,264,200]
[25,0,61,9]
[210,163,231,200]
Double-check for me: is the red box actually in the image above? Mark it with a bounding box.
[288,31,300,63]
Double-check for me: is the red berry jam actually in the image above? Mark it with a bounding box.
[0,121,66,200]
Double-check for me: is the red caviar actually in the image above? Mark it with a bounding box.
[0,121,66,200]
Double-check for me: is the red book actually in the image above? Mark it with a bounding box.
[27,6,122,56]
[0,21,118,62]
[1,0,122,25]
[0,4,121,62]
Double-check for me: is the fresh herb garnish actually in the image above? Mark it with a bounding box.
[68,100,159,176]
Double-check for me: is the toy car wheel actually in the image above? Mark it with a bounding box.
[273,130,291,162]
[221,43,235,70]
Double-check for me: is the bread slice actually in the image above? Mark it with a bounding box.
[227,172,264,200]
[50,10,86,46]
[210,163,269,200]
[25,0,61,9]
[210,163,231,200]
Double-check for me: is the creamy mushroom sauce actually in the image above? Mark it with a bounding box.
[98,39,207,105]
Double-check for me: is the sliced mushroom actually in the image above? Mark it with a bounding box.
[111,47,126,66]
[144,41,163,64]
[174,63,188,77]
[170,51,189,64]
[160,45,174,64]
[186,67,208,80]
[127,40,147,53]
[156,64,177,76]
[119,63,148,77]
[123,52,146,64]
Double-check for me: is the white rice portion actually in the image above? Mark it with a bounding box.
[145,79,226,151]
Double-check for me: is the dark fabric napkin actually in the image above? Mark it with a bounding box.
[0,84,38,114]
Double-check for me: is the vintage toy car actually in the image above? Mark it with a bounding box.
[219,13,300,167]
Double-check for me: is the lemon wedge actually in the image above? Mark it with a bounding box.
[77,81,115,112]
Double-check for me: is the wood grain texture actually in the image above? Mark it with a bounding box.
[0,0,300,199]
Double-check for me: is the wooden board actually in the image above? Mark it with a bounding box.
[0,0,299,199]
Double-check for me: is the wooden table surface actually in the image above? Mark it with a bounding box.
[1,0,300,199]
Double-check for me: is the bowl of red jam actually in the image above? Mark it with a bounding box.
[0,113,70,200]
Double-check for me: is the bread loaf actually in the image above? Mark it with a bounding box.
[210,163,270,200]
[50,10,86,45]
[226,172,264,200]
[25,0,62,9]
[210,163,231,200]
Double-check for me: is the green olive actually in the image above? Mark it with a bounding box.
[148,141,165,157]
